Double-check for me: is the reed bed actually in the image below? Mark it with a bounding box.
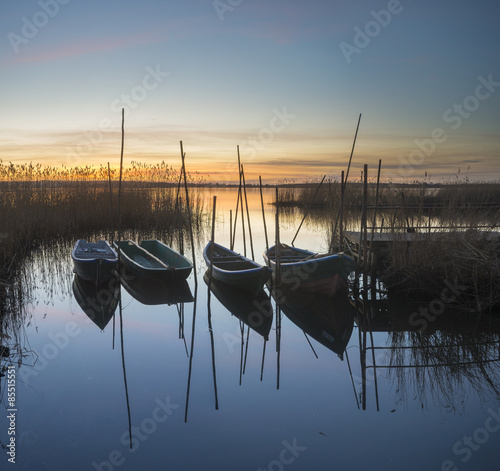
[0,161,208,277]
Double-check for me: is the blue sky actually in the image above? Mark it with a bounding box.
[1,0,499,182]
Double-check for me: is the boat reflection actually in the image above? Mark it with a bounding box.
[72,274,120,330]
[119,269,194,306]
[271,282,355,359]
[203,271,273,340]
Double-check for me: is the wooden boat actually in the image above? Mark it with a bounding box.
[203,271,273,340]
[71,239,118,282]
[72,274,120,330]
[271,283,355,359]
[114,240,192,280]
[138,240,193,280]
[264,244,356,297]
[203,241,272,295]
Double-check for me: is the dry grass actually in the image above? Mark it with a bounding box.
[378,230,500,312]
[0,161,207,277]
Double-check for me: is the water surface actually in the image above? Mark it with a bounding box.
[1,188,499,471]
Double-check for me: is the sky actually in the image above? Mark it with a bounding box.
[1,0,499,183]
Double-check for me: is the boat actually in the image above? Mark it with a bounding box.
[203,241,272,295]
[114,240,192,281]
[203,271,273,340]
[271,283,355,359]
[139,240,193,280]
[72,274,120,330]
[71,239,118,282]
[263,244,355,297]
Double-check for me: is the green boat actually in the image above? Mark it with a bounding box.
[114,240,193,281]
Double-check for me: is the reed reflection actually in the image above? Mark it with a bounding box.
[354,295,500,412]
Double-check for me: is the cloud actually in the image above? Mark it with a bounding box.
[5,30,168,66]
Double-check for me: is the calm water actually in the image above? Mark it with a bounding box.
[1,188,500,471]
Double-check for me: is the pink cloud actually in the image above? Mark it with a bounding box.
[6,29,168,66]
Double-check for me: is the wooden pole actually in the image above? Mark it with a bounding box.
[180,141,197,281]
[339,171,345,250]
[184,283,198,422]
[231,180,241,250]
[367,159,382,289]
[107,162,114,242]
[229,209,232,249]
[243,325,250,374]
[239,320,244,386]
[259,176,269,256]
[275,186,281,391]
[328,114,362,252]
[362,164,368,294]
[344,113,362,189]
[209,196,217,278]
[118,294,132,448]
[241,164,255,260]
[238,153,247,256]
[117,109,125,251]
[260,338,267,382]
[207,195,219,408]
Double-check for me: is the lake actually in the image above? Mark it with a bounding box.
[1,188,499,471]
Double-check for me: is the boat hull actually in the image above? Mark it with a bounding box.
[204,242,272,295]
[114,240,193,281]
[264,244,355,296]
[139,240,193,280]
[71,240,118,282]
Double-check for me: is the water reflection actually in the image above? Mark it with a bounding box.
[120,270,194,306]
[72,275,120,331]
[2,187,500,470]
[354,295,500,411]
[272,283,355,360]
[204,271,273,340]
